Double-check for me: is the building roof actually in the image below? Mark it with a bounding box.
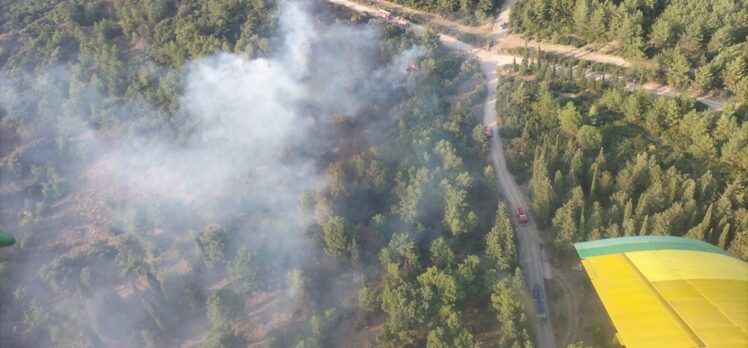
[575,236,748,348]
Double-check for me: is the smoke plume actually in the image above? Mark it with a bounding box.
[0,1,424,346]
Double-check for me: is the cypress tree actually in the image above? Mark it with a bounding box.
[718,223,731,249]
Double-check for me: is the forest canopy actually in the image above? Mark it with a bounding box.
[510,0,748,100]
[0,1,533,347]
[496,53,748,259]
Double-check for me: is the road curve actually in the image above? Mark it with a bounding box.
[327,0,556,346]
[328,0,725,111]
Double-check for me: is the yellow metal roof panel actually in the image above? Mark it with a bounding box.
[576,237,748,348]
[627,250,748,282]
[581,254,700,347]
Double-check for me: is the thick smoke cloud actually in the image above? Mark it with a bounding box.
[1,1,423,346]
[109,1,423,220]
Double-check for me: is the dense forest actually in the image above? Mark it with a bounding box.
[0,0,537,347]
[496,52,748,260]
[510,0,748,101]
[0,0,277,112]
[2,0,745,347]
[285,40,534,347]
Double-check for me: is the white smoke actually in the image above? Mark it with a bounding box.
[107,1,424,221]
[0,1,426,345]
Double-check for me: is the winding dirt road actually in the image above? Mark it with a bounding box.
[328,0,557,346]
[329,0,725,111]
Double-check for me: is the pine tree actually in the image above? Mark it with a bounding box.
[589,4,607,39]
[529,151,555,225]
[558,102,582,136]
[533,87,558,130]
[616,11,645,58]
[718,223,731,249]
[573,0,590,37]
[650,19,673,48]
[639,215,650,236]
[723,57,746,93]
[491,279,524,346]
[442,180,478,236]
[594,148,606,169]
[651,211,671,236]
[586,202,602,240]
[323,216,349,256]
[552,197,579,251]
[589,164,599,200]
[576,65,586,86]
[359,286,378,312]
[430,237,456,269]
[686,203,713,241]
[485,203,517,271]
[351,237,362,267]
[605,223,621,238]
[693,65,715,92]
[666,49,691,88]
[623,218,636,236]
[327,162,348,197]
[623,199,633,222]
[727,226,748,259]
[578,205,586,241]
[398,168,429,223]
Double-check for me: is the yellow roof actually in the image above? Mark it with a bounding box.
[575,237,748,348]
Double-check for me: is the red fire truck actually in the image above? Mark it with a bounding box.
[517,207,528,223]
[483,125,493,138]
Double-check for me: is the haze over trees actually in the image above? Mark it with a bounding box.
[304,33,533,346]
[0,0,533,346]
[0,0,277,115]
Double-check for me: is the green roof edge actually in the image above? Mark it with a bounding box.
[574,236,734,260]
[0,230,15,247]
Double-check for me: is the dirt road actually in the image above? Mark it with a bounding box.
[638,81,724,110]
[489,0,517,41]
[498,34,631,67]
[328,0,557,346]
[481,60,556,348]
[328,0,516,65]
[329,0,725,110]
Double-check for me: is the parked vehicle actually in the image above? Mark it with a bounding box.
[377,9,392,21]
[533,284,547,319]
[377,9,409,26]
[517,206,528,223]
[393,17,409,26]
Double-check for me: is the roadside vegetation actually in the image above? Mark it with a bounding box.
[495,56,748,260]
[387,0,505,24]
[510,0,748,101]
